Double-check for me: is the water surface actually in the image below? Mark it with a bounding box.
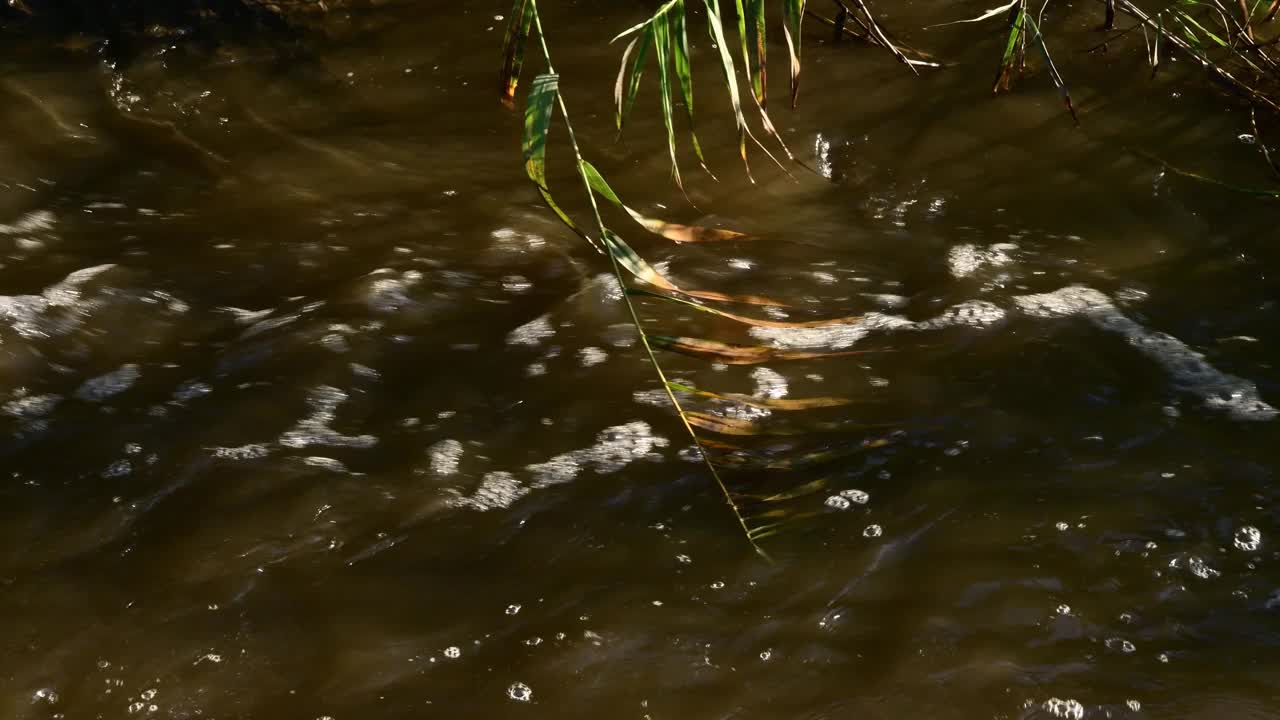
[2,2,1279,718]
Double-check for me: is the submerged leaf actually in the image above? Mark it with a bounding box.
[631,289,863,328]
[581,161,745,242]
[668,381,852,410]
[603,231,782,305]
[650,334,877,364]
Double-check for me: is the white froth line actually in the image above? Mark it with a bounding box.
[749,285,1275,421]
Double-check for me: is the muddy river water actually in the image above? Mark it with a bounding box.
[2,1,1279,718]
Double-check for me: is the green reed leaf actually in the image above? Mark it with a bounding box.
[615,27,653,134]
[581,161,744,242]
[499,0,535,104]
[652,15,685,191]
[670,0,713,176]
[782,0,806,107]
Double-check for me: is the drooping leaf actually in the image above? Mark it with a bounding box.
[670,0,714,176]
[581,161,745,242]
[782,0,807,107]
[745,0,768,107]
[610,0,680,43]
[522,73,598,249]
[615,27,653,134]
[603,231,783,306]
[993,1,1026,93]
[630,288,864,329]
[924,0,1018,28]
[740,477,830,503]
[499,0,535,104]
[686,411,892,436]
[650,334,879,364]
[668,381,852,410]
[652,14,685,191]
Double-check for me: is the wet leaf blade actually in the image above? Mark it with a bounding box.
[993,2,1025,93]
[652,15,684,190]
[782,0,806,106]
[703,0,752,176]
[522,73,558,189]
[617,27,653,134]
[499,0,535,103]
[670,0,713,174]
[924,0,1018,28]
[580,161,745,242]
[668,381,852,410]
[631,289,864,328]
[651,334,880,365]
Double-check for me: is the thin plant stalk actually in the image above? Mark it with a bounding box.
[527,0,768,560]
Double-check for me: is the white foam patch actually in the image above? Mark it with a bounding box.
[578,347,608,367]
[279,385,378,449]
[449,471,529,512]
[302,456,349,473]
[211,444,271,460]
[76,364,141,402]
[506,314,554,347]
[0,210,55,235]
[752,284,1274,421]
[751,367,788,399]
[525,421,669,489]
[3,393,62,419]
[0,264,116,340]
[750,302,1006,350]
[947,243,1017,278]
[429,439,464,476]
[364,269,422,313]
[1013,286,1276,421]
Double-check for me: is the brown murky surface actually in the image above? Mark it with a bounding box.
[2,2,1279,718]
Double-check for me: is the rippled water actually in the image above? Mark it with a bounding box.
[3,2,1279,718]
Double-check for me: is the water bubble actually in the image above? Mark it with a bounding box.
[825,495,851,510]
[32,688,58,704]
[1234,526,1262,552]
[839,489,870,504]
[443,646,461,659]
[524,637,543,646]
[140,689,157,701]
[877,469,891,480]
[1055,521,1070,531]
[1106,637,1136,653]
[1056,604,1071,615]
[1126,699,1141,711]
[1187,556,1220,579]
[506,604,522,616]
[759,649,773,661]
[1043,698,1085,719]
[675,554,692,564]
[863,524,883,538]
[1158,652,1170,663]
[507,682,533,702]
[710,581,725,589]
[1239,133,1257,144]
